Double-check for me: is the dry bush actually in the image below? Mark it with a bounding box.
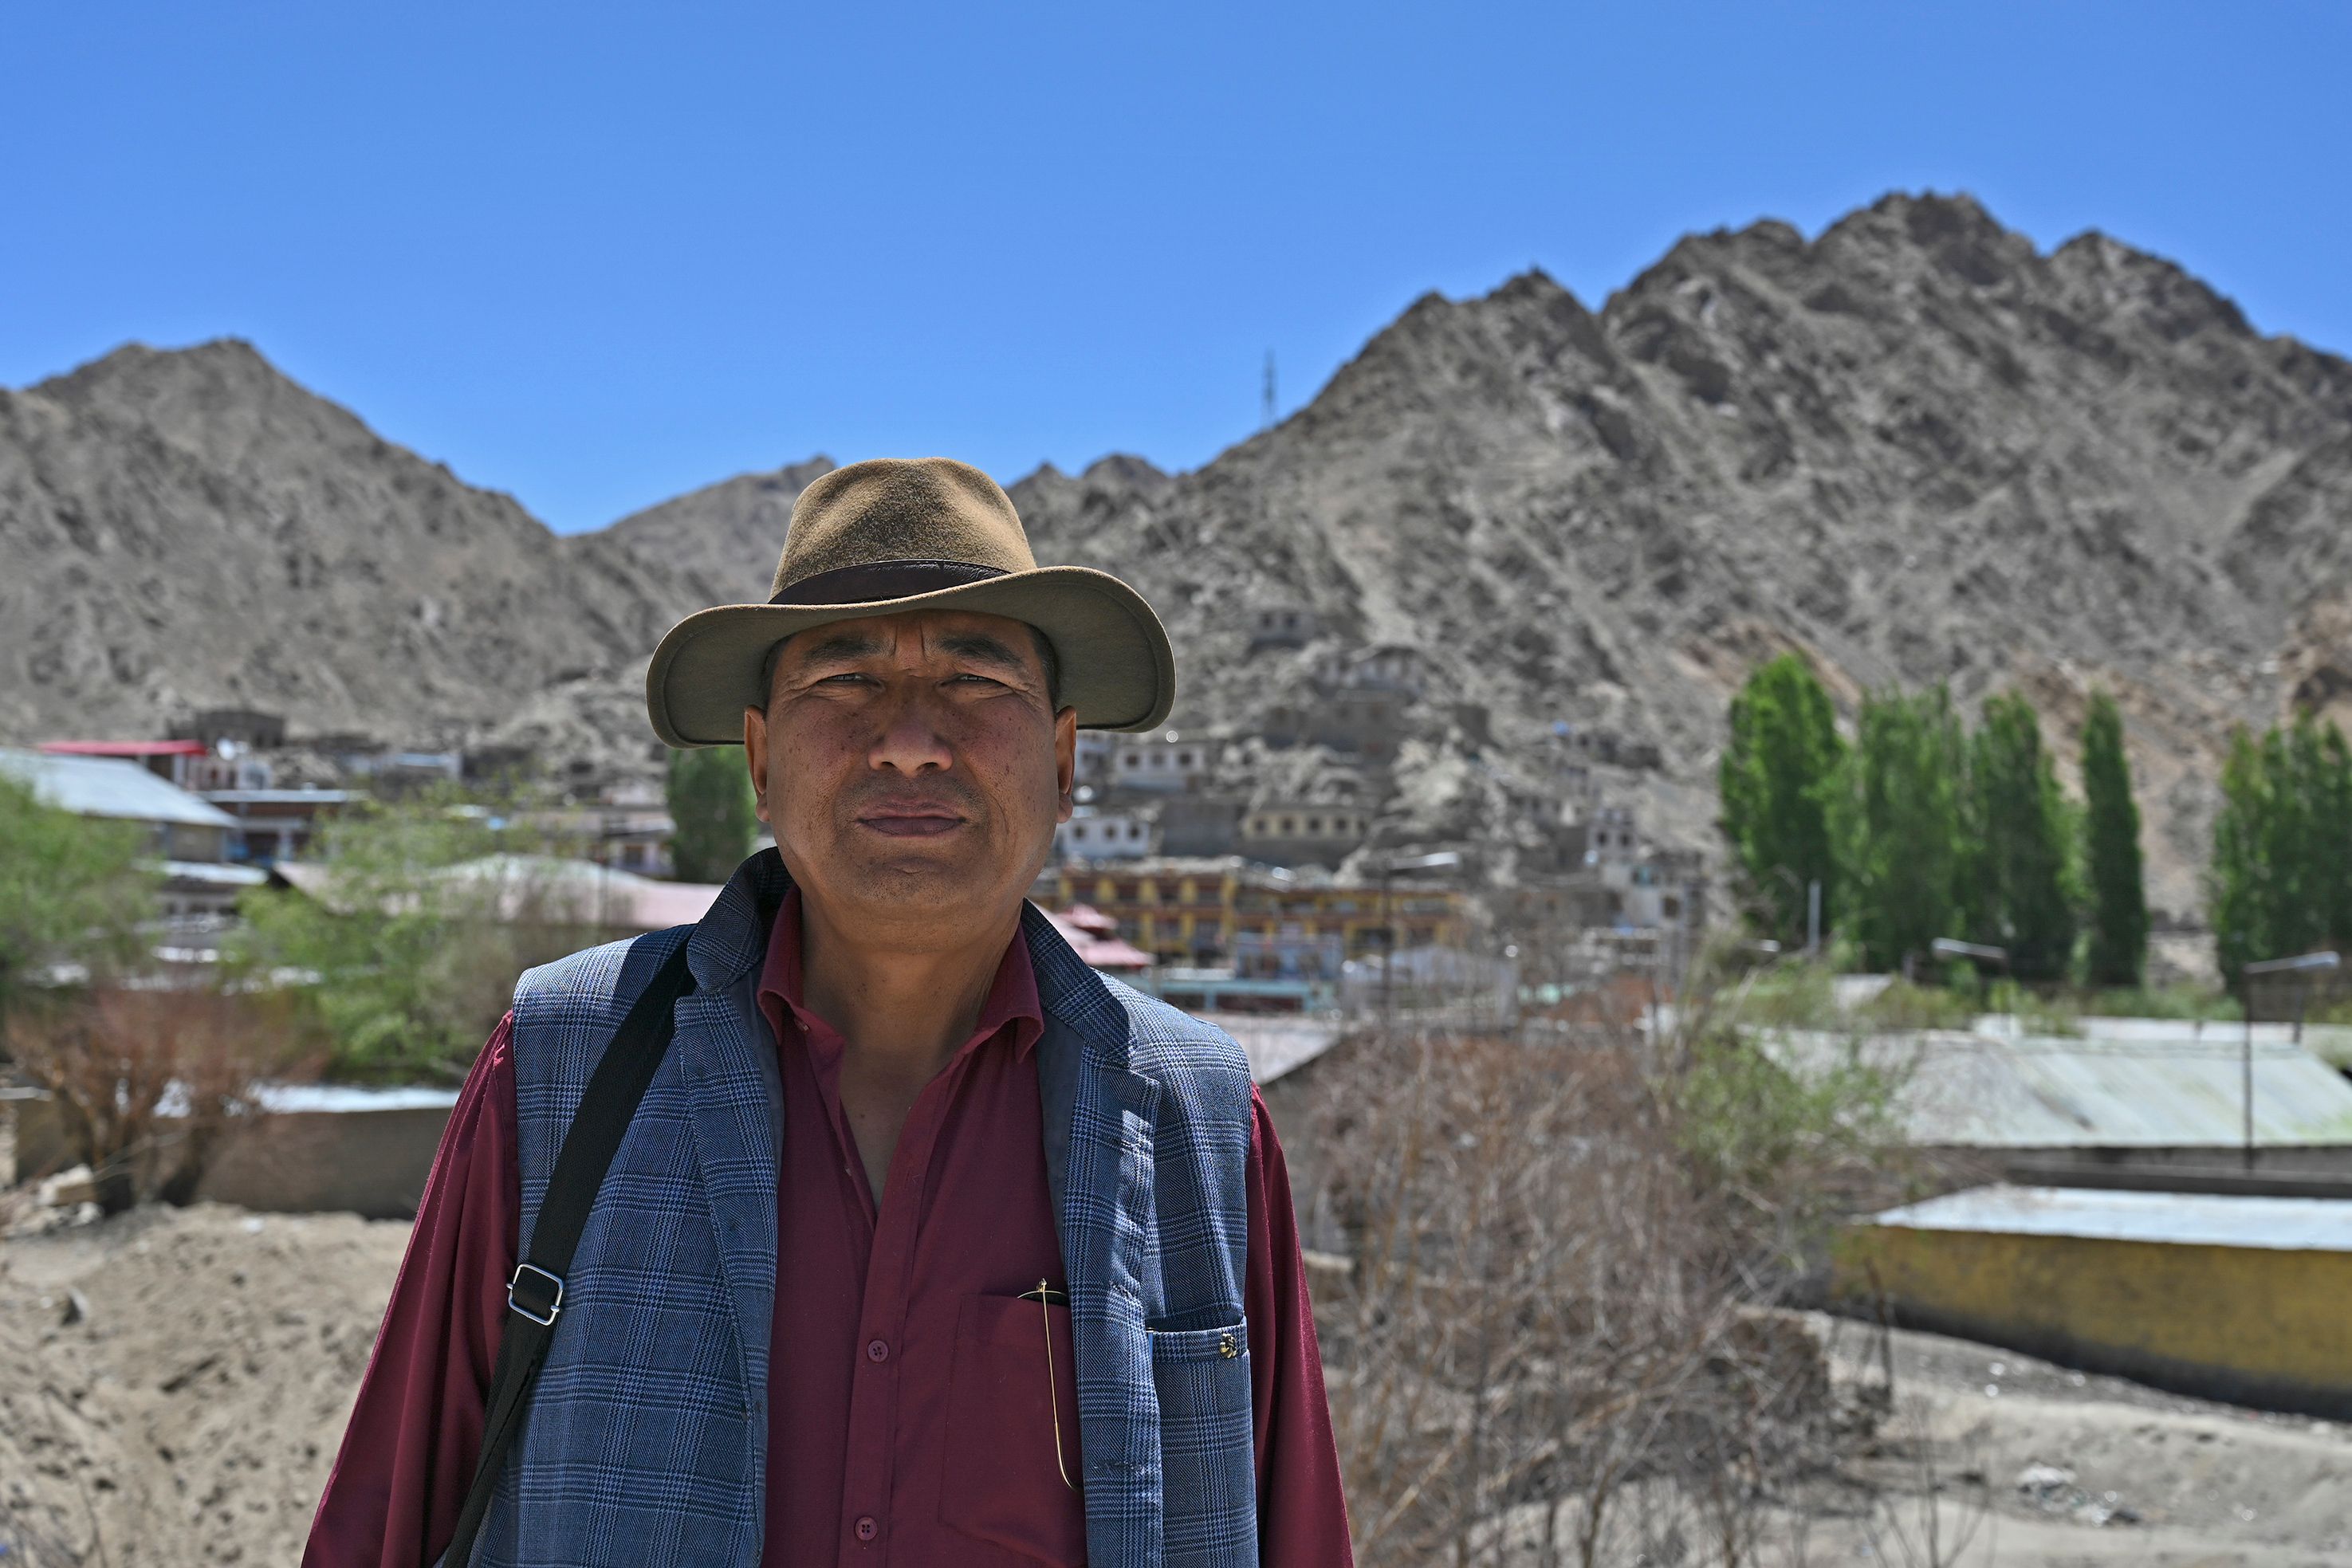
[6,986,309,1212]
[1298,1016,1903,1568]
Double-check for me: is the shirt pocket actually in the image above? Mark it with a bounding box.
[1147,1318,1256,1541]
[939,1292,1089,1566]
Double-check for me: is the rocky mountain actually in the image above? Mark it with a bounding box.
[4,192,2348,922]
[1007,193,2352,921]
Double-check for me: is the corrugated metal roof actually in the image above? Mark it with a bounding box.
[0,747,238,831]
[1216,1016,1347,1086]
[1870,1183,2352,1252]
[273,854,723,931]
[1761,1027,2352,1149]
[162,860,269,886]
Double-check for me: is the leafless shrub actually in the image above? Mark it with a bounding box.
[1297,996,1911,1566]
[6,986,310,1212]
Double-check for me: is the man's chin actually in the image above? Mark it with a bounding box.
[840,851,995,908]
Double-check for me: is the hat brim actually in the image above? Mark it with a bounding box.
[645,565,1177,746]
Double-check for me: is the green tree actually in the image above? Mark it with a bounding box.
[0,771,156,1025]
[1719,654,1845,949]
[227,788,575,1080]
[2079,692,2149,987]
[2315,721,2352,951]
[1961,694,2078,984]
[1832,686,1965,975]
[667,745,758,883]
[2209,716,2352,986]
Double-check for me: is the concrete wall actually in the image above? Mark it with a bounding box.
[6,1091,454,1221]
[199,1106,453,1220]
[1835,1222,2352,1417]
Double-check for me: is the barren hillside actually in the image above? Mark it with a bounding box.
[5,192,2348,919]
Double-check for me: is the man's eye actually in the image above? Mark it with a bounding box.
[817,672,873,686]
[950,673,1006,688]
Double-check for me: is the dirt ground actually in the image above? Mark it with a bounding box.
[4,1203,2351,1566]
[1785,1313,2352,1568]
[0,1203,409,1566]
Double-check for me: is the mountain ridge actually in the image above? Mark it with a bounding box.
[5,189,2348,924]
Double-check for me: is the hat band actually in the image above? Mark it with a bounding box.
[770,559,1009,607]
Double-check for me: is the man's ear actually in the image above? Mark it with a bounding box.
[1054,707,1078,823]
[743,704,772,825]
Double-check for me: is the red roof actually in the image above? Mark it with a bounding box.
[1043,908,1153,970]
[39,739,207,757]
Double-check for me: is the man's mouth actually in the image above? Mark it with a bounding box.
[855,806,968,839]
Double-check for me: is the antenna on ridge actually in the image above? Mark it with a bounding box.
[1261,350,1277,433]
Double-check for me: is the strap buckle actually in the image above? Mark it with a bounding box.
[508,1263,565,1326]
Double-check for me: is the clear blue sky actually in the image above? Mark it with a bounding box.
[5,2,2346,533]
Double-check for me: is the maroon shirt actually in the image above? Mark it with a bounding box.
[306,896,1353,1566]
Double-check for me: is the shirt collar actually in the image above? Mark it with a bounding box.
[756,885,1045,1063]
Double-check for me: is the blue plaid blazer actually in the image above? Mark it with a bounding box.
[454,850,1260,1568]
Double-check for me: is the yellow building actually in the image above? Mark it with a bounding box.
[1836,1183,2352,1416]
[1030,857,1469,967]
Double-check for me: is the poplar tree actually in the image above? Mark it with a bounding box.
[667,745,759,884]
[1719,653,1844,949]
[1964,694,2078,983]
[2209,716,2352,984]
[2079,692,2149,987]
[1834,686,1965,974]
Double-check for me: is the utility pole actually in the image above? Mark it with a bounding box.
[1375,850,1461,1036]
[2241,951,2342,1169]
[1261,351,1276,433]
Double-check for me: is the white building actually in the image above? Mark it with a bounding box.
[1109,731,1219,794]
[1056,806,1157,861]
[1074,732,1116,788]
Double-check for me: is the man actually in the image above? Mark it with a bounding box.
[306,458,1354,1566]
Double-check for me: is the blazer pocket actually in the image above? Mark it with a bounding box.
[939,1293,1088,1566]
[1147,1318,1256,1531]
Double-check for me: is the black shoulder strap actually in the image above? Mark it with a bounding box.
[440,940,696,1567]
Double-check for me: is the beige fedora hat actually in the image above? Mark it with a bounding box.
[645,457,1176,746]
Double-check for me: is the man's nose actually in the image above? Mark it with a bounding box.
[866,689,955,775]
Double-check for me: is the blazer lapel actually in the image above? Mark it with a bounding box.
[1026,904,1167,1568]
[675,852,789,1419]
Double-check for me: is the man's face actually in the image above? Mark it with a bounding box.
[743,608,1076,947]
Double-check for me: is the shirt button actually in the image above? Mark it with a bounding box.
[855,1515,879,1542]
[865,1338,889,1363]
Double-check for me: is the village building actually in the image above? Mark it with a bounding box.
[1073,730,1115,788]
[1261,685,1410,760]
[1245,603,1320,652]
[1238,800,1374,869]
[1053,804,1158,862]
[1153,793,1245,857]
[1584,804,1638,867]
[206,785,353,867]
[1550,721,1663,771]
[170,708,289,751]
[37,737,211,789]
[1107,730,1219,793]
[1031,857,1469,968]
[2,746,265,925]
[1316,643,1425,696]
[524,803,683,878]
